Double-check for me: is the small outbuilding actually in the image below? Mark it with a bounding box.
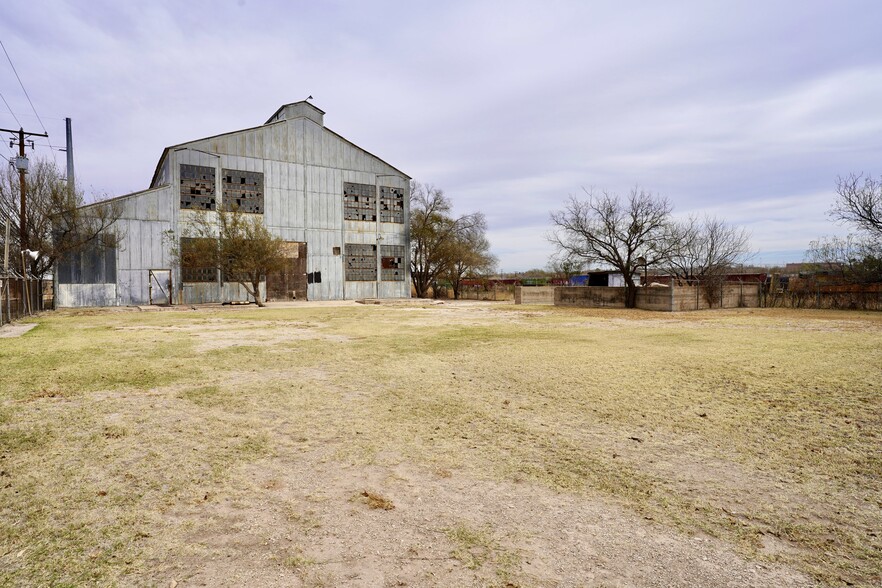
[569,271,634,288]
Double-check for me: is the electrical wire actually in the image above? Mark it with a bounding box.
[0,89,21,128]
[0,37,58,163]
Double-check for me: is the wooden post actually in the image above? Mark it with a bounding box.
[21,251,31,315]
[2,218,8,325]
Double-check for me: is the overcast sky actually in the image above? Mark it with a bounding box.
[1,1,880,271]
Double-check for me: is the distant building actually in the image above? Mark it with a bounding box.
[569,271,632,287]
[57,101,411,306]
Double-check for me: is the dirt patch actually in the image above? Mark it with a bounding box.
[0,322,38,338]
[114,319,349,352]
[3,303,879,586]
[154,454,816,587]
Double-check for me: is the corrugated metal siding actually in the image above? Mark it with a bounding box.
[69,112,409,306]
[56,284,118,307]
[182,282,262,305]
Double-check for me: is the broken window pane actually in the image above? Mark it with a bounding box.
[380,245,406,281]
[379,186,404,223]
[345,243,377,281]
[180,164,217,210]
[222,169,264,214]
[343,182,377,222]
[181,237,218,282]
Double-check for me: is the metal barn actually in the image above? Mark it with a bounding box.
[56,101,411,306]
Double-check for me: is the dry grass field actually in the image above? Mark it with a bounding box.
[1,301,880,587]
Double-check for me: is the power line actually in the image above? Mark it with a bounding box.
[0,37,57,164]
[0,111,66,122]
[0,89,21,128]
[0,38,49,135]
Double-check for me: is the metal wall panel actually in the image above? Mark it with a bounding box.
[71,111,409,306]
[56,284,118,307]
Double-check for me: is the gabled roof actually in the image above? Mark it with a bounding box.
[265,100,326,124]
[149,102,410,188]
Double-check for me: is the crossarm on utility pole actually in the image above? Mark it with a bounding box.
[0,126,49,270]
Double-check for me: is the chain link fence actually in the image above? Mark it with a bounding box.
[0,274,51,325]
[761,281,882,310]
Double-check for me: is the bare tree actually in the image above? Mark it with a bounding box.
[806,235,882,284]
[665,215,752,301]
[549,187,672,307]
[547,252,585,283]
[178,209,287,307]
[804,174,882,288]
[409,182,485,298]
[0,158,121,279]
[831,174,882,238]
[665,216,751,279]
[442,213,496,299]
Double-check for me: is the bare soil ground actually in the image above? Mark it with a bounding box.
[1,301,880,587]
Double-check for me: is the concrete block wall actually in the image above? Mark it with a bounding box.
[514,286,556,305]
[555,286,626,307]
[671,283,760,311]
[551,283,761,311]
[635,287,674,311]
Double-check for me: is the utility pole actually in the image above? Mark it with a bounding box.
[1,126,48,269]
[65,117,74,190]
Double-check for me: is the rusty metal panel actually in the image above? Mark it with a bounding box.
[266,241,307,301]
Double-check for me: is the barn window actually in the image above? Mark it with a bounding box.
[180,238,217,282]
[343,182,376,221]
[345,243,377,281]
[57,240,117,285]
[379,186,404,223]
[380,245,405,281]
[222,169,264,214]
[180,164,216,210]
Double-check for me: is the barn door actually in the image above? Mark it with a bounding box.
[266,242,307,301]
[148,269,172,305]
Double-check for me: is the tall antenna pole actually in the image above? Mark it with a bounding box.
[65,117,74,190]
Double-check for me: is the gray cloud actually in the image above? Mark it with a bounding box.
[1,0,879,271]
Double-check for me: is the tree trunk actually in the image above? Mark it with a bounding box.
[412,272,429,298]
[624,276,638,308]
[240,278,265,307]
[252,277,265,307]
